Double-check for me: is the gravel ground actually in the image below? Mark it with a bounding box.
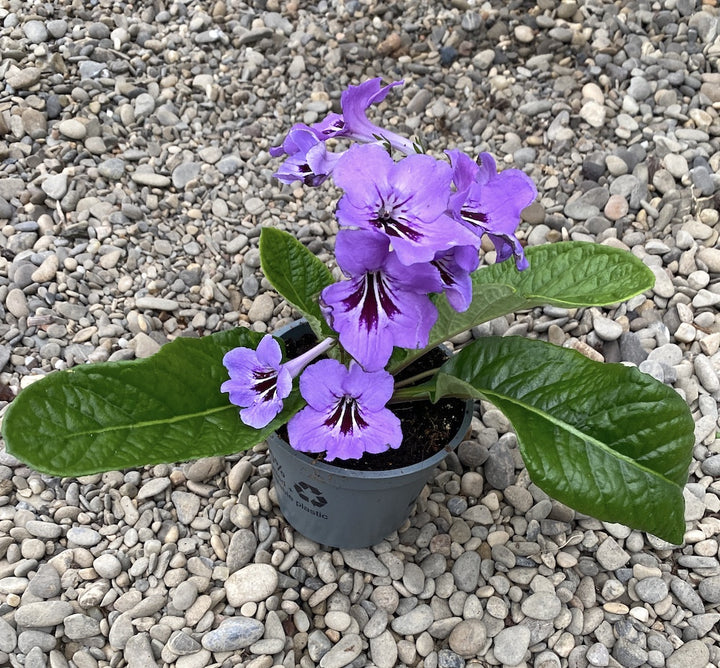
[1,0,720,667]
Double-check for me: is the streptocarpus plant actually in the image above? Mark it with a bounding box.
[2,80,694,543]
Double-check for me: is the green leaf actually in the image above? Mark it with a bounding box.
[474,241,655,308]
[1,329,303,477]
[259,227,335,339]
[390,242,655,372]
[431,337,693,544]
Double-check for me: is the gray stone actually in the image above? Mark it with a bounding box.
[452,551,481,592]
[171,491,201,524]
[483,440,515,490]
[202,617,265,651]
[24,20,48,42]
[369,629,397,668]
[15,601,74,628]
[666,640,710,668]
[135,297,179,312]
[171,580,198,611]
[635,576,668,604]
[167,630,202,655]
[596,537,630,571]
[448,619,486,658]
[613,637,648,668]
[225,563,278,606]
[0,616,17,652]
[698,575,720,603]
[670,577,705,614]
[521,591,562,620]
[438,649,465,668]
[26,564,61,599]
[319,634,363,668]
[66,526,102,547]
[341,549,389,576]
[248,293,275,323]
[125,633,155,668]
[586,642,610,666]
[172,162,202,190]
[93,554,122,579]
[308,629,333,662]
[98,159,126,180]
[226,529,257,573]
[63,614,101,640]
[131,170,171,187]
[57,119,86,139]
[493,626,530,665]
[217,156,243,175]
[390,604,434,635]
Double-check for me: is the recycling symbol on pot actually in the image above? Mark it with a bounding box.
[294,481,327,508]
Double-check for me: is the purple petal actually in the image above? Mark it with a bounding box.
[343,363,395,411]
[382,252,444,294]
[222,346,261,378]
[432,245,479,312]
[310,112,346,139]
[390,154,452,221]
[297,359,345,411]
[272,126,341,186]
[322,276,396,370]
[335,229,390,276]
[240,397,285,429]
[340,79,414,154]
[255,335,282,369]
[220,377,261,409]
[334,144,393,216]
[287,408,334,454]
[323,408,402,461]
[447,149,479,192]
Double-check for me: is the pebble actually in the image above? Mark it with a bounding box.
[57,119,86,139]
[201,617,265,651]
[390,605,434,635]
[493,626,530,665]
[596,537,630,571]
[225,564,278,606]
[93,554,122,579]
[319,634,362,668]
[448,619,486,658]
[15,601,74,628]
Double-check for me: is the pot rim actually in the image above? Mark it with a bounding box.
[269,318,475,478]
[268,393,474,480]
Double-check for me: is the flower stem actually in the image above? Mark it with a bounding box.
[284,336,336,378]
[392,367,441,390]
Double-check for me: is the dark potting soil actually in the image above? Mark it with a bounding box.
[280,328,469,471]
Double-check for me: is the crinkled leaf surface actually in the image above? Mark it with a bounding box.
[2,328,303,477]
[390,242,654,372]
[259,227,334,339]
[430,337,693,544]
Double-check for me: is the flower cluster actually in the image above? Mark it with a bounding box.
[223,79,537,461]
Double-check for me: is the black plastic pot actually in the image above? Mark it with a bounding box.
[268,321,474,548]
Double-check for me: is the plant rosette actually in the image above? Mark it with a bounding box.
[2,79,694,546]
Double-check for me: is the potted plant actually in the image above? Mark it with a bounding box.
[1,80,694,549]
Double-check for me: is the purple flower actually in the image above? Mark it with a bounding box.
[321,230,442,371]
[315,78,416,154]
[333,144,479,266]
[270,79,415,177]
[431,245,480,312]
[222,335,334,428]
[270,125,341,186]
[287,359,402,461]
[447,150,537,270]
